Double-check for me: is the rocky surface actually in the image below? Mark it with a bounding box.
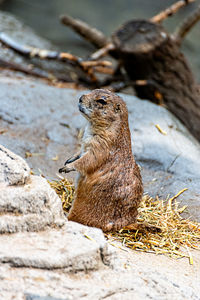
[0,175,65,233]
[0,85,200,299]
[0,12,200,299]
[0,74,200,222]
[0,145,65,233]
[0,221,113,271]
[0,146,118,299]
[0,230,200,300]
[0,77,200,299]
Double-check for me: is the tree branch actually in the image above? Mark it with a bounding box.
[60,14,108,48]
[0,32,113,83]
[150,0,195,23]
[90,42,115,60]
[173,4,200,44]
[0,58,57,79]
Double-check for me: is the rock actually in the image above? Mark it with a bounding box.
[0,11,200,300]
[0,75,82,179]
[0,143,198,298]
[0,144,30,185]
[127,97,200,177]
[124,92,200,220]
[0,221,114,271]
[0,143,116,298]
[0,143,116,284]
[0,145,64,233]
[0,241,200,300]
[0,174,65,233]
[0,75,200,221]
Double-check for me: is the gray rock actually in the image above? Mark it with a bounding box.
[0,221,114,271]
[0,75,199,220]
[0,76,82,180]
[124,93,200,220]
[0,144,30,185]
[0,174,65,233]
[0,245,200,300]
[126,94,200,177]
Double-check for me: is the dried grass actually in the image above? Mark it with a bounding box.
[49,178,75,212]
[50,179,200,263]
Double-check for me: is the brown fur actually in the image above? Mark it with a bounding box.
[59,89,143,231]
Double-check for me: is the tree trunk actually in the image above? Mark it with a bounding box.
[111,20,200,140]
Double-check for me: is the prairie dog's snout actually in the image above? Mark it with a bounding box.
[78,94,93,118]
[78,95,86,114]
[79,95,88,106]
[79,95,84,103]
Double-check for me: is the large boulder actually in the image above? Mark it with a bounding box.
[0,128,199,300]
[0,221,114,271]
[0,75,199,221]
[0,226,199,300]
[0,144,115,277]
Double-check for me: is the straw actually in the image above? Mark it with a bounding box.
[50,179,200,263]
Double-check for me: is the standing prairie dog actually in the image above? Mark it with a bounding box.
[59,89,143,232]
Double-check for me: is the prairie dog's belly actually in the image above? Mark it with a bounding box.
[76,160,136,196]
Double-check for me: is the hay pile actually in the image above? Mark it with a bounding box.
[50,179,200,264]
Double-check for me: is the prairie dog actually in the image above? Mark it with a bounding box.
[59,89,143,231]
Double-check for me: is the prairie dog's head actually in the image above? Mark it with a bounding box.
[78,89,128,127]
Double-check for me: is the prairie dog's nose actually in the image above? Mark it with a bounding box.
[79,95,84,103]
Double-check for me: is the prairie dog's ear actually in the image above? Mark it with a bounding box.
[115,103,121,113]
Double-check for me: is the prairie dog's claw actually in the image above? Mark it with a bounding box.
[64,154,81,165]
[59,166,75,173]
[59,166,67,173]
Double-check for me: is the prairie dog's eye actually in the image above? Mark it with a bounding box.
[96,98,107,105]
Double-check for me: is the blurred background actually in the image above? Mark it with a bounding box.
[0,0,200,79]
